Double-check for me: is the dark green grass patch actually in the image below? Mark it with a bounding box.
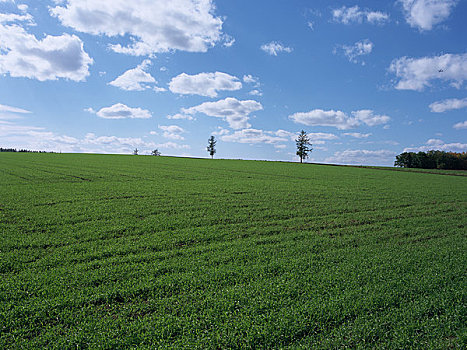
[0,153,466,349]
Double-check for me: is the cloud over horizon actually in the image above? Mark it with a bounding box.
[289,109,390,130]
[182,97,263,129]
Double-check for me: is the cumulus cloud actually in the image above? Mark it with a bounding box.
[220,128,337,145]
[453,121,467,129]
[390,53,467,91]
[343,132,372,138]
[221,129,289,144]
[332,6,389,25]
[169,72,242,97]
[337,39,373,65]
[352,110,391,126]
[289,109,359,130]
[399,0,458,31]
[326,149,396,166]
[158,125,185,140]
[166,113,194,121]
[243,75,262,96]
[429,97,467,112]
[212,127,230,136]
[243,74,259,85]
[0,11,93,81]
[249,89,263,96]
[290,109,390,129]
[109,60,165,92]
[50,0,225,56]
[404,138,467,152]
[88,103,152,119]
[182,97,263,129]
[261,41,293,56]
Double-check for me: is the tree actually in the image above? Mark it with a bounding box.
[207,136,217,159]
[133,148,138,155]
[295,130,312,163]
[151,149,161,156]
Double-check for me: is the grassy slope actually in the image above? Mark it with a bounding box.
[0,153,466,349]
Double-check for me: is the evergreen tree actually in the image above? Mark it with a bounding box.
[207,136,217,159]
[295,130,312,163]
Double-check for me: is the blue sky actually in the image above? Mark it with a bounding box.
[0,0,466,165]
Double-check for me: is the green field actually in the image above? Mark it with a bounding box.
[1,153,466,349]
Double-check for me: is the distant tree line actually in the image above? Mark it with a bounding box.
[395,151,467,170]
[0,147,50,153]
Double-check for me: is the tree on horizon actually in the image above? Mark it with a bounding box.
[207,136,217,159]
[295,130,312,163]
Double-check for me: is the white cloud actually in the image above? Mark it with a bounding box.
[212,127,230,136]
[352,110,390,126]
[159,125,185,140]
[182,97,263,129]
[243,74,260,86]
[326,149,396,166]
[17,4,28,12]
[289,109,359,130]
[332,6,389,25]
[290,109,390,129]
[0,103,31,115]
[0,120,44,137]
[1,119,191,154]
[220,128,337,145]
[399,0,458,31]
[404,138,467,152]
[156,141,190,150]
[453,121,467,129]
[223,35,235,47]
[221,129,289,144]
[343,132,372,138]
[50,0,225,56]
[109,60,165,92]
[338,39,373,65]
[249,89,263,96]
[310,132,338,141]
[0,12,33,24]
[429,97,467,112]
[0,12,93,81]
[166,113,194,121]
[89,103,152,119]
[390,53,467,91]
[261,41,293,56]
[169,72,242,97]
[0,103,31,120]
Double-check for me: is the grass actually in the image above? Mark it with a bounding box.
[0,152,466,349]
